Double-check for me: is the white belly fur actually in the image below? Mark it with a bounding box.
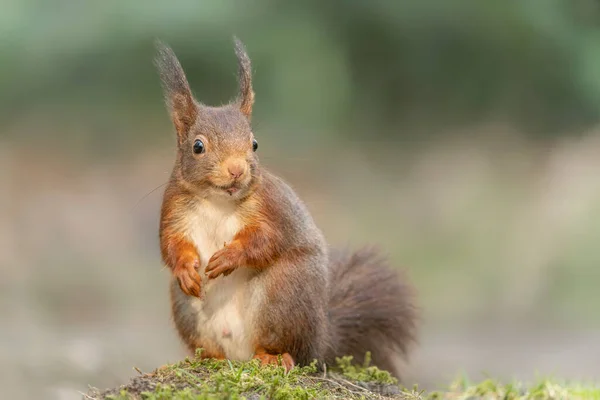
[183,199,259,360]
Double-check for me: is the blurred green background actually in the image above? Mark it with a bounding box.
[2,0,600,398]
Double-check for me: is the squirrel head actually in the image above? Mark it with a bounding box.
[155,38,259,200]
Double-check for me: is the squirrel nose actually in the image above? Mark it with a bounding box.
[227,161,246,179]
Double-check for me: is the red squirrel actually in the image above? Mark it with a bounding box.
[155,38,418,378]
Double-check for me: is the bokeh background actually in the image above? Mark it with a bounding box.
[2,0,600,398]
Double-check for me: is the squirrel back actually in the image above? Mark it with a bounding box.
[154,37,418,379]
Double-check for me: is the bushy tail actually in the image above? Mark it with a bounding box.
[325,247,419,379]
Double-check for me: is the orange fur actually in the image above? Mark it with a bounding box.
[253,348,295,372]
[160,194,203,297]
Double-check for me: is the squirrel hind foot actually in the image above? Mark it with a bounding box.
[253,352,295,372]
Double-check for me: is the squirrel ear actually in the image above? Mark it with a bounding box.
[233,37,254,118]
[154,40,197,143]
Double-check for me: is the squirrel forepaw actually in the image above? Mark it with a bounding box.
[174,258,202,297]
[205,244,244,279]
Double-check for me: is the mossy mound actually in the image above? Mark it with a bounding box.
[87,351,600,399]
[87,352,419,400]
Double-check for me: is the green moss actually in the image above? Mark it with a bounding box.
[428,376,600,400]
[96,351,402,399]
[334,352,398,385]
[91,352,600,399]
[154,358,324,399]
[105,390,133,400]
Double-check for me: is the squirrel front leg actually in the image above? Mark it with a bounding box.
[161,224,203,298]
[205,222,282,280]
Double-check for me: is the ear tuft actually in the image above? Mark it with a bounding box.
[154,40,197,141]
[233,36,254,118]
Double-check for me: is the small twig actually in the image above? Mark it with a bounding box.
[338,377,373,393]
[311,380,363,397]
[134,366,144,375]
[311,376,379,398]
[313,375,372,393]
[79,391,96,400]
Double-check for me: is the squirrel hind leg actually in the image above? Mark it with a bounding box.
[251,256,329,366]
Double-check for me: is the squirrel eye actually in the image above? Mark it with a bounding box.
[193,139,205,154]
[252,139,258,152]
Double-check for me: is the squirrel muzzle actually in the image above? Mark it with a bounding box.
[209,157,251,196]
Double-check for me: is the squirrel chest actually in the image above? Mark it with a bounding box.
[181,199,260,360]
[186,200,241,268]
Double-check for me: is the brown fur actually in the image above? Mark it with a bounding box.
[326,247,419,377]
[155,38,418,379]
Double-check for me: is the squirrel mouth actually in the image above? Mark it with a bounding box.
[213,182,241,196]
